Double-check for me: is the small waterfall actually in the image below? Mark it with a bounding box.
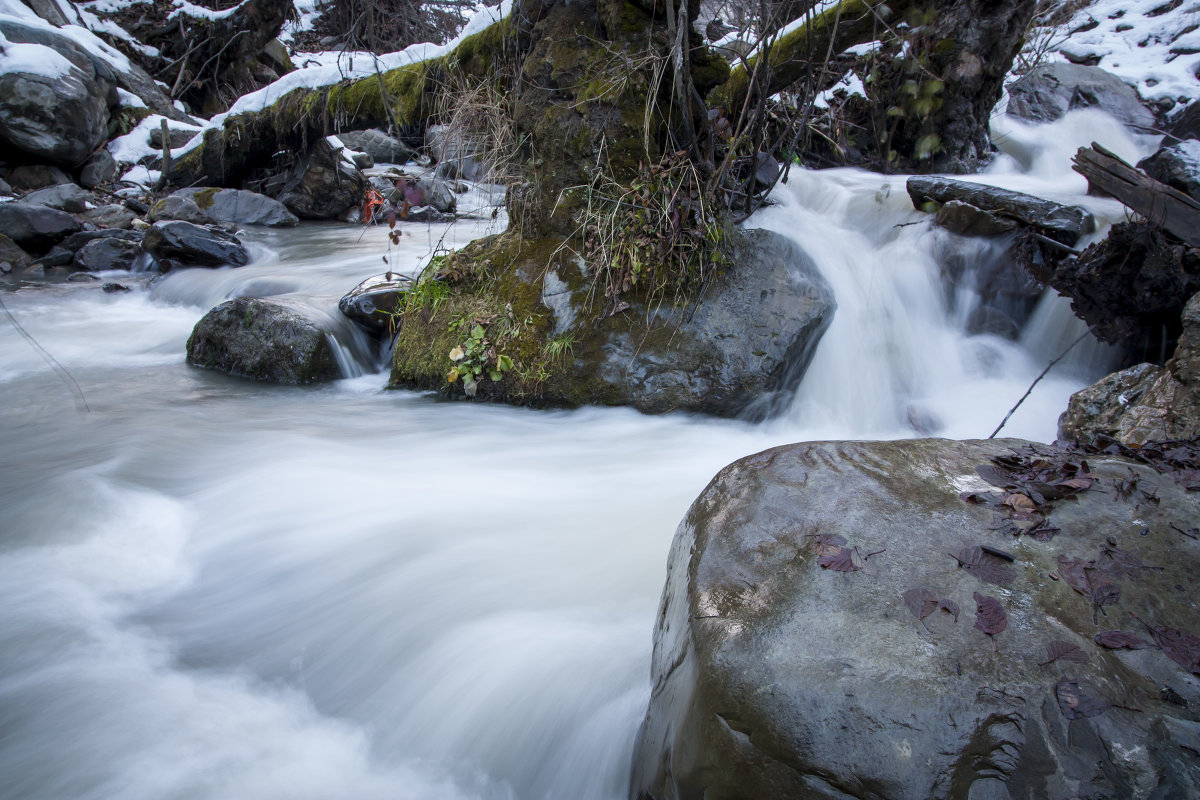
[746,108,1159,441]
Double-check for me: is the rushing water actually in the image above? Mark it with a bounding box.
[0,111,1156,800]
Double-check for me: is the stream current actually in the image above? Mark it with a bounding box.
[0,111,1157,799]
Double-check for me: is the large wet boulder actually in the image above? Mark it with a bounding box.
[907,176,1095,246]
[1060,292,1200,447]
[276,140,366,220]
[0,201,82,249]
[633,437,1200,800]
[72,237,143,271]
[390,228,835,416]
[1006,63,1157,133]
[0,26,112,166]
[141,220,248,268]
[186,297,342,384]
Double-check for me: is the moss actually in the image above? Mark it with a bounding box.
[191,187,218,210]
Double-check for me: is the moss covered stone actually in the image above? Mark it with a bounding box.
[389,227,836,416]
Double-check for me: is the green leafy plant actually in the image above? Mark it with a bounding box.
[446,318,513,396]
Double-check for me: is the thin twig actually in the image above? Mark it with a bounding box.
[0,293,90,414]
[988,329,1090,439]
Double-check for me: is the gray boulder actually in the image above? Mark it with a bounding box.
[0,202,82,249]
[78,149,118,188]
[0,19,193,126]
[0,31,111,166]
[338,129,414,164]
[1137,140,1200,203]
[22,183,90,213]
[172,188,298,227]
[633,437,1200,799]
[1006,63,1157,133]
[0,177,11,196]
[149,126,201,151]
[186,297,342,383]
[277,140,366,220]
[72,237,143,271]
[1060,292,1200,447]
[142,220,248,268]
[908,176,1095,246]
[593,229,833,416]
[339,272,413,334]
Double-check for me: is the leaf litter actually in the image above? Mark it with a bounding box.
[950,545,1016,587]
[973,592,1007,651]
[903,587,959,632]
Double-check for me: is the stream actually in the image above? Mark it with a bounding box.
[0,110,1155,799]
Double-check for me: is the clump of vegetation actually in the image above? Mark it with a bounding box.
[446,317,514,396]
[573,149,731,313]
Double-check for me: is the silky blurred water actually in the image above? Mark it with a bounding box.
[0,110,1155,799]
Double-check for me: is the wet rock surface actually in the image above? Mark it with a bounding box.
[0,202,83,249]
[633,437,1200,800]
[1061,292,1200,446]
[1027,221,1200,361]
[908,176,1095,245]
[186,297,341,384]
[141,220,249,268]
[339,272,412,335]
[163,188,299,227]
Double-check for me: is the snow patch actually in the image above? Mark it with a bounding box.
[168,0,246,22]
[0,30,78,79]
[117,87,147,108]
[1022,0,1200,106]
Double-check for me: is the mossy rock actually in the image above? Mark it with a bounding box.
[388,227,835,416]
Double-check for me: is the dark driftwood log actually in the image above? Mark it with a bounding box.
[1073,143,1200,248]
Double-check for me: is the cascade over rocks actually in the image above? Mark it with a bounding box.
[1060,292,1200,447]
[187,297,343,384]
[633,437,1200,800]
[1006,63,1158,134]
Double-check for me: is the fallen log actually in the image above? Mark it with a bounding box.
[906,176,1095,245]
[1072,142,1200,248]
